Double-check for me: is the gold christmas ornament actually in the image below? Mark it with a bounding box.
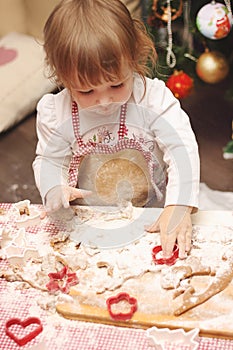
[196,50,230,84]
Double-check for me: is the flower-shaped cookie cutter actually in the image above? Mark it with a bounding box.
[106,292,137,321]
[46,266,79,294]
[5,317,43,346]
[152,244,179,266]
[146,326,199,350]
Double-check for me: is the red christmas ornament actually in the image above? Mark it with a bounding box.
[166,70,193,99]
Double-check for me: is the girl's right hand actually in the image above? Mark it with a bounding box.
[146,205,193,259]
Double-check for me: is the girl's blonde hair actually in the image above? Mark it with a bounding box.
[43,0,157,90]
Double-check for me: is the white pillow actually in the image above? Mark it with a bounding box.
[0,32,56,133]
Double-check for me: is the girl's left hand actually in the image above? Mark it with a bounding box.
[146,205,193,259]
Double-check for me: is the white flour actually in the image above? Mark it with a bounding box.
[1,204,233,338]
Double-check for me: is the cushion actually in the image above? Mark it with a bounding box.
[0,32,56,133]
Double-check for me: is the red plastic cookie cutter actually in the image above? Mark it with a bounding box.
[106,292,138,321]
[46,265,79,293]
[5,317,43,346]
[152,244,179,266]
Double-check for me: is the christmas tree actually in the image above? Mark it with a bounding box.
[146,0,233,158]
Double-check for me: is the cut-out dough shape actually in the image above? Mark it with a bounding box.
[174,254,233,316]
[161,256,212,290]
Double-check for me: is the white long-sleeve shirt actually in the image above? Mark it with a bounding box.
[33,75,200,207]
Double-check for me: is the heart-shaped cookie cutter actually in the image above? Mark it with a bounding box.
[5,317,43,346]
[106,292,137,321]
[152,244,179,266]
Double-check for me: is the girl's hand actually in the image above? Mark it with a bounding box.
[45,185,92,213]
[146,205,193,259]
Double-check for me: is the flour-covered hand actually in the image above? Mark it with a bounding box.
[146,205,193,259]
[45,185,92,213]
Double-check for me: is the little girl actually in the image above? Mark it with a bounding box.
[33,0,200,259]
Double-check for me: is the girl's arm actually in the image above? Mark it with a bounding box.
[32,93,73,204]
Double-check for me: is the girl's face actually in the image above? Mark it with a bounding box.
[70,69,134,115]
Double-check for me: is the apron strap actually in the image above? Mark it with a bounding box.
[118,103,127,140]
[71,101,127,143]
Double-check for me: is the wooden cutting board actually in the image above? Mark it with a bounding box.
[56,261,233,339]
[56,280,233,339]
[56,210,233,339]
